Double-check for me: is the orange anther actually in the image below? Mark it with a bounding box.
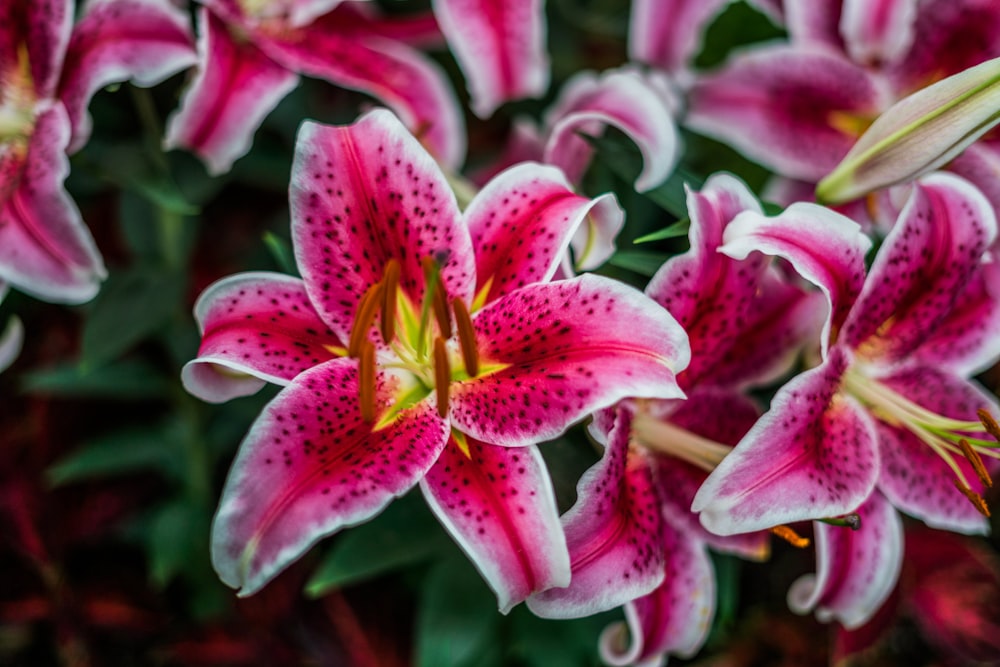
[348,281,384,358]
[954,480,991,517]
[380,259,400,345]
[452,297,479,377]
[959,438,993,488]
[358,340,376,423]
[770,525,810,549]
[978,408,1000,442]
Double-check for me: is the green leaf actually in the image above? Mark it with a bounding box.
[305,492,451,597]
[608,250,669,277]
[633,219,690,244]
[147,500,211,588]
[81,266,186,368]
[46,423,184,486]
[21,359,170,398]
[262,231,297,275]
[415,554,500,667]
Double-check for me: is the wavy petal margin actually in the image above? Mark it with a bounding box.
[693,348,880,535]
[431,0,548,118]
[421,438,569,613]
[450,275,690,447]
[0,105,106,303]
[182,272,344,403]
[212,360,450,595]
[788,491,903,629]
[59,0,197,153]
[164,7,299,175]
[527,410,666,618]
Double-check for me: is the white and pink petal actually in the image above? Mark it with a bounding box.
[182,272,344,403]
[693,348,881,535]
[450,275,689,448]
[421,438,569,613]
[788,491,903,629]
[0,105,106,304]
[527,410,666,618]
[431,0,548,118]
[842,173,997,368]
[466,162,618,303]
[164,7,299,176]
[58,0,197,153]
[839,0,917,66]
[290,110,472,341]
[628,0,732,78]
[212,360,450,595]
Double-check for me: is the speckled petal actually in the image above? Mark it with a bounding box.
[450,275,689,447]
[788,491,903,629]
[421,438,569,613]
[686,45,884,181]
[526,409,666,618]
[0,105,105,304]
[912,267,1000,377]
[648,174,817,390]
[431,0,547,118]
[841,173,997,368]
[0,0,71,100]
[258,9,465,169]
[59,0,197,153]
[598,533,715,665]
[721,202,870,359]
[182,272,344,403]
[628,0,731,76]
[164,8,298,176]
[693,348,880,535]
[875,366,998,535]
[212,359,449,595]
[840,0,917,66]
[467,162,618,303]
[885,0,1000,96]
[543,68,680,191]
[290,109,473,342]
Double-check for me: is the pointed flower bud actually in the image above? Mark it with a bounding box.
[817,56,1000,204]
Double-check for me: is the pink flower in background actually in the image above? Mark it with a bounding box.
[0,282,23,374]
[183,109,691,611]
[165,0,464,175]
[0,0,195,303]
[685,0,1000,212]
[527,174,818,664]
[695,173,1000,624]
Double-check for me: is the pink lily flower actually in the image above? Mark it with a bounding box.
[182,109,691,610]
[477,66,680,275]
[431,0,548,118]
[695,171,1000,541]
[527,174,818,664]
[165,0,464,175]
[0,0,196,302]
[685,0,1000,208]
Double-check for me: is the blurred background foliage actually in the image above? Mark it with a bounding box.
[2,1,999,666]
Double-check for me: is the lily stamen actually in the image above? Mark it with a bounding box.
[771,525,810,548]
[819,514,862,530]
[452,297,479,377]
[959,438,993,488]
[380,259,400,345]
[954,480,991,517]
[348,280,384,357]
[359,340,376,423]
[433,336,450,418]
[978,407,1000,441]
[432,278,452,339]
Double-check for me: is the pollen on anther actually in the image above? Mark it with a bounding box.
[349,281,384,357]
[977,408,1000,442]
[381,259,400,345]
[954,479,991,517]
[452,297,479,377]
[770,525,810,548]
[434,336,450,419]
[359,341,376,423]
[959,438,993,488]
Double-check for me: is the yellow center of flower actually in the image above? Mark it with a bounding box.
[843,367,997,517]
[346,258,487,427]
[0,44,37,144]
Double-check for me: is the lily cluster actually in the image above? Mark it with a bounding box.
[8,0,1000,665]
